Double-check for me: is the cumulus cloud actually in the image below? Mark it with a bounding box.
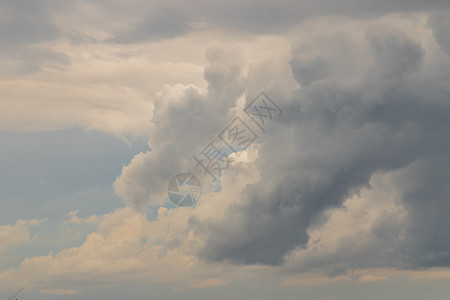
[189,18,450,272]
[0,221,30,253]
[0,219,47,253]
[0,208,144,291]
[42,10,450,279]
[113,44,246,209]
[3,1,450,298]
[0,204,254,293]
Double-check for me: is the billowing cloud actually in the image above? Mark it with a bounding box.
[189,18,450,271]
[113,44,246,209]
[3,1,450,299]
[0,204,252,293]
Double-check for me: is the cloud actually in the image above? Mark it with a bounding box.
[0,221,30,253]
[0,205,242,293]
[0,219,47,253]
[109,7,191,43]
[64,210,101,225]
[0,80,154,136]
[91,12,450,278]
[3,2,450,298]
[190,17,450,271]
[428,11,450,55]
[0,207,146,291]
[84,0,450,39]
[0,0,70,73]
[113,44,246,209]
[0,0,60,47]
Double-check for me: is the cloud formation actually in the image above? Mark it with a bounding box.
[114,45,246,209]
[189,19,450,271]
[2,1,450,298]
[0,220,36,253]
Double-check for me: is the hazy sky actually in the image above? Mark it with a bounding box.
[2,1,450,299]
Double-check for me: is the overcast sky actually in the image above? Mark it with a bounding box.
[2,0,450,299]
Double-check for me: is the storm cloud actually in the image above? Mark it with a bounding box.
[191,22,450,271]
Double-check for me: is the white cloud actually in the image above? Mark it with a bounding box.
[64,210,101,225]
[0,219,47,253]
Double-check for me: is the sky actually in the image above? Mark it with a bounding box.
[1,0,450,299]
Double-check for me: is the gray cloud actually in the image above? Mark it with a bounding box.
[3,0,449,50]
[191,24,450,271]
[2,0,450,48]
[428,12,450,56]
[0,0,59,47]
[109,7,190,43]
[0,0,69,73]
[102,0,450,38]
[173,0,450,35]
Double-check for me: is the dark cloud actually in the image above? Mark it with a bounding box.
[192,25,450,270]
[392,156,450,268]
[428,12,450,56]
